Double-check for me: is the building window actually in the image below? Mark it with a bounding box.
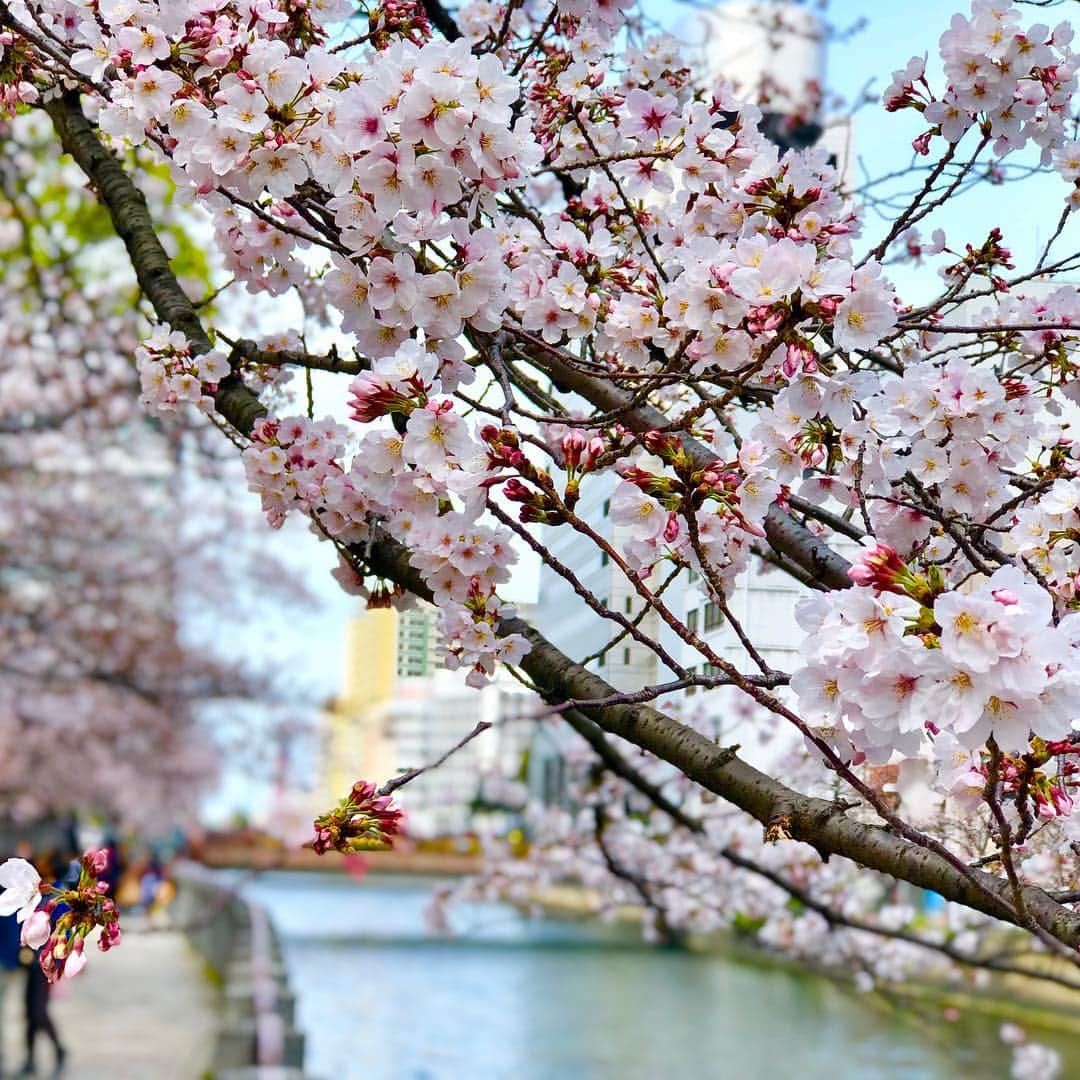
[686,608,698,633]
[543,757,566,806]
[597,652,605,667]
[704,601,724,632]
[625,597,633,614]
[623,647,631,666]
[601,551,609,566]
[602,498,611,516]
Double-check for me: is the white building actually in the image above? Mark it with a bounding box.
[531,472,664,693]
[533,2,844,771]
[385,652,536,837]
[681,1,856,187]
[534,512,812,768]
[682,0,825,120]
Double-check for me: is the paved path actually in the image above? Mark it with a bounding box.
[1,928,216,1079]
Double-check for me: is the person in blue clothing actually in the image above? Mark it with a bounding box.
[17,852,66,1077]
[0,887,24,1077]
[0,896,23,969]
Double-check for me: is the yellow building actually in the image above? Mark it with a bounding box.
[320,602,535,837]
[321,607,399,803]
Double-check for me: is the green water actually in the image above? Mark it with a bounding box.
[242,872,1079,1079]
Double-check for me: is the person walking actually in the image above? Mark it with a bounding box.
[0,878,24,1077]
[17,852,67,1077]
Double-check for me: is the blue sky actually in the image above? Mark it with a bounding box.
[644,0,1080,297]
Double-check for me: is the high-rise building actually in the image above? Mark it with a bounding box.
[532,472,663,693]
[396,605,440,678]
[320,608,398,806]
[532,2,851,769]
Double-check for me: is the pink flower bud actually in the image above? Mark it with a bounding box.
[663,512,681,544]
[64,942,87,979]
[1052,785,1074,817]
[83,848,109,876]
[847,541,908,594]
[20,910,50,950]
[561,430,587,469]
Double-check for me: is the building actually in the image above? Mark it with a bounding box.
[321,608,398,806]
[396,605,440,678]
[532,472,664,693]
[680,1,856,186]
[531,1,853,775]
[320,602,538,837]
[683,1,825,122]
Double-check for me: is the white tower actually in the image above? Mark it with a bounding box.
[682,1,825,119]
[680,2,855,186]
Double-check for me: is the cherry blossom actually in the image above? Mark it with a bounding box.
[0,858,41,923]
[7,0,1080,1035]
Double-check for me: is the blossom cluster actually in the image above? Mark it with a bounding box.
[346,343,531,684]
[863,357,1048,526]
[241,337,529,685]
[981,284,1080,393]
[793,555,1080,774]
[312,780,404,854]
[0,851,121,983]
[137,329,230,414]
[1010,477,1080,598]
[39,2,540,351]
[503,103,897,378]
[751,351,1057,563]
[1001,1023,1063,1080]
[242,413,369,538]
[605,437,778,587]
[884,1,1078,162]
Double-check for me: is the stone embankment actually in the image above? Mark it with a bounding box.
[175,861,310,1079]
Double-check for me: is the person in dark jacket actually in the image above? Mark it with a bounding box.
[0,877,24,1077]
[17,853,66,1077]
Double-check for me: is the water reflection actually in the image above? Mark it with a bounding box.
[241,872,1058,1080]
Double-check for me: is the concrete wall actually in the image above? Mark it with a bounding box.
[174,862,309,1080]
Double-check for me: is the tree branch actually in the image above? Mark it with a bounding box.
[509,335,855,589]
[46,86,1080,954]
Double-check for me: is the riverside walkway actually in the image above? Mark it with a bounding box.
[0,927,216,1078]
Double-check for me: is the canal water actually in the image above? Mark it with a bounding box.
[242,871,1077,1079]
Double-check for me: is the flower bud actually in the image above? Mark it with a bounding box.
[20,910,49,950]
[64,942,87,979]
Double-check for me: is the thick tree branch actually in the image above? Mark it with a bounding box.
[44,93,210,352]
[568,711,1080,991]
[44,92,267,436]
[46,88,1080,952]
[513,339,855,589]
[356,534,1080,947]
